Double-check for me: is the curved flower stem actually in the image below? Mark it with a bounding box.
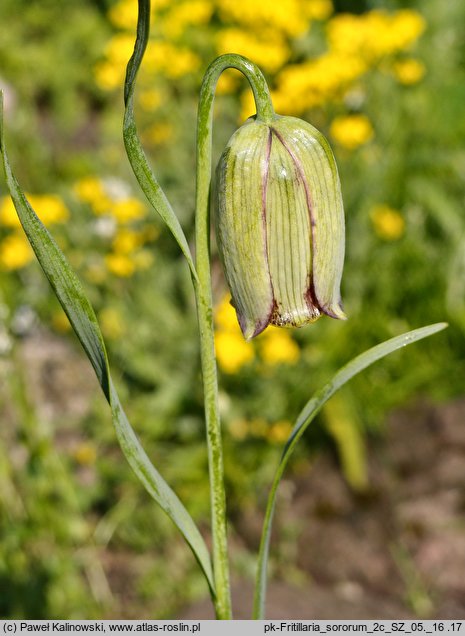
[194,54,275,620]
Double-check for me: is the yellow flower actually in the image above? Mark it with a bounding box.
[328,9,425,61]
[105,253,136,277]
[51,310,71,333]
[215,295,240,333]
[393,58,425,85]
[390,9,426,50]
[259,329,300,366]
[143,41,200,78]
[111,198,146,224]
[94,60,124,91]
[74,177,112,214]
[330,114,374,149]
[138,89,163,111]
[215,331,254,373]
[303,0,333,21]
[99,307,126,339]
[216,28,290,73]
[216,70,241,96]
[108,0,138,30]
[272,53,366,115]
[0,197,21,228]
[0,233,34,270]
[370,204,405,240]
[144,122,174,146]
[268,420,293,444]
[161,1,213,39]
[94,33,135,90]
[104,33,136,66]
[29,194,70,225]
[73,442,97,466]
[0,194,69,228]
[112,228,143,254]
[217,0,310,38]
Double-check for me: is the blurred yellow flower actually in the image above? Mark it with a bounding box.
[0,194,69,228]
[268,420,293,444]
[215,331,254,373]
[29,194,70,226]
[139,88,164,111]
[390,9,426,49]
[303,0,333,21]
[94,33,135,90]
[272,52,366,115]
[74,176,103,201]
[217,0,311,38]
[227,417,293,443]
[74,177,112,214]
[215,295,240,333]
[73,442,97,466]
[105,33,135,66]
[144,122,174,145]
[161,0,213,39]
[51,310,71,333]
[330,114,374,149]
[144,41,201,78]
[0,196,21,228]
[393,58,425,85]
[112,228,143,254]
[259,328,300,365]
[105,253,136,277]
[371,204,405,240]
[108,0,138,30]
[94,60,124,91]
[0,233,33,270]
[216,28,289,73]
[216,70,241,95]
[99,307,126,339]
[328,9,425,61]
[112,198,146,224]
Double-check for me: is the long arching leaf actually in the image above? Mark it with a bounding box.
[123,0,198,284]
[253,321,448,618]
[0,93,214,595]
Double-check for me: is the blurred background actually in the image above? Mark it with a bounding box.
[0,0,464,619]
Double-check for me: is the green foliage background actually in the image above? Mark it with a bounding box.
[0,0,463,619]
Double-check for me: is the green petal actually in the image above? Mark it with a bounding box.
[216,120,274,339]
[266,127,319,326]
[274,117,345,319]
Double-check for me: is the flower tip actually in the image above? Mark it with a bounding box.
[322,302,347,321]
[238,311,269,341]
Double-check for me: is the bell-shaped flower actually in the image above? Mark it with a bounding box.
[215,115,346,340]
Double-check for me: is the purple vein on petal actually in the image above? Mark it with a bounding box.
[271,127,323,317]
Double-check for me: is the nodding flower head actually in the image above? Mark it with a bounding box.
[215,115,346,340]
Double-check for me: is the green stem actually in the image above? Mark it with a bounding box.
[194,54,275,620]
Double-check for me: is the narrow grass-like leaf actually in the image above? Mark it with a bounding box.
[0,93,214,594]
[253,322,447,618]
[123,0,198,284]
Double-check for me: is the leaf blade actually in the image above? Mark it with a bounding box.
[123,0,198,283]
[253,322,448,618]
[0,93,214,594]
